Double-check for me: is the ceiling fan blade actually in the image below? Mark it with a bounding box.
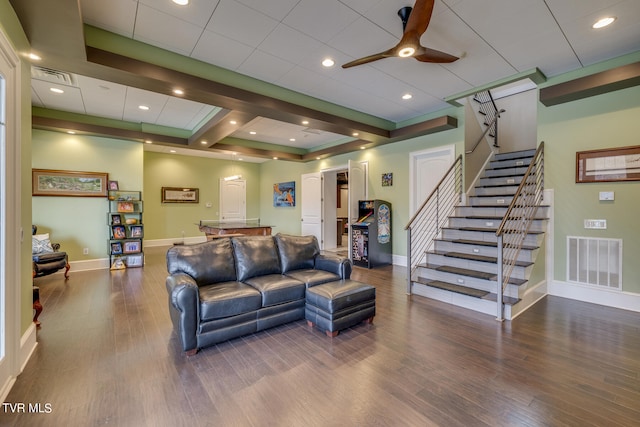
[401,0,435,43]
[341,48,395,69]
[414,46,459,63]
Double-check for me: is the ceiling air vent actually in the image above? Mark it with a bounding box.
[302,128,322,135]
[31,66,77,87]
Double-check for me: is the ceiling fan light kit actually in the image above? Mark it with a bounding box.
[342,0,459,69]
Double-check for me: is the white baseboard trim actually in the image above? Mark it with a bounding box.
[1,324,39,402]
[20,323,38,372]
[144,237,206,248]
[392,254,407,267]
[549,280,640,313]
[69,258,110,272]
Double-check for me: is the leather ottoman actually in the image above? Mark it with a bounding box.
[305,280,375,337]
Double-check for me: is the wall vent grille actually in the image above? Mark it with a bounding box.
[567,236,622,290]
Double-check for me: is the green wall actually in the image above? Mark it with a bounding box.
[258,125,466,253]
[143,151,260,240]
[539,85,640,294]
[32,130,143,261]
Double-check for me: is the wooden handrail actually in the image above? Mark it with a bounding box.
[465,109,505,154]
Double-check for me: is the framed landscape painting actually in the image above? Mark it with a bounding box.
[32,169,108,197]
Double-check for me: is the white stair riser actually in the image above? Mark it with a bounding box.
[489,158,532,169]
[478,176,524,187]
[469,195,514,206]
[441,228,543,247]
[434,240,539,263]
[483,167,529,177]
[474,185,521,196]
[424,253,532,279]
[411,283,498,315]
[455,205,549,219]
[414,268,521,298]
[448,217,547,232]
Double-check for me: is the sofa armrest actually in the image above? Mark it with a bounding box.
[165,273,199,352]
[315,254,352,279]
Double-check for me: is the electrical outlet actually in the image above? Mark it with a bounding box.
[83,247,89,255]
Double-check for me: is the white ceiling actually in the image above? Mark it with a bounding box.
[28,0,640,156]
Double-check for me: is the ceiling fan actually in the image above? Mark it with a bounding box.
[342,0,459,69]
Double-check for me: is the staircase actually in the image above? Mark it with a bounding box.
[408,147,547,320]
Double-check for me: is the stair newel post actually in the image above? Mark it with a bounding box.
[496,233,505,321]
[407,227,412,295]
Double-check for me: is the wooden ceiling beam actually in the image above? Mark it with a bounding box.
[540,62,640,106]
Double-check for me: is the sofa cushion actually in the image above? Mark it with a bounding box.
[274,233,319,273]
[243,274,306,307]
[166,239,237,286]
[284,269,340,288]
[232,236,281,282]
[199,281,262,321]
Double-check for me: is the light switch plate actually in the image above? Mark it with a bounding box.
[599,191,614,201]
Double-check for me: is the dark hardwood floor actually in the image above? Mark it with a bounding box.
[2,245,640,426]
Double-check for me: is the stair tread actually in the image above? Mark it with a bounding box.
[414,277,489,298]
[454,226,544,234]
[418,263,528,286]
[435,251,533,267]
[413,277,521,305]
[438,238,540,251]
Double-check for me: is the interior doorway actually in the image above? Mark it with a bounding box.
[319,161,367,253]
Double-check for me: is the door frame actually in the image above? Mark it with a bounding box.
[219,178,247,221]
[0,27,21,401]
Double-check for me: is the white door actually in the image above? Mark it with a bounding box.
[409,146,455,215]
[322,170,337,250]
[348,160,367,259]
[219,179,246,221]
[301,172,322,245]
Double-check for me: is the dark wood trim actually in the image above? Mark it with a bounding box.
[85,47,391,143]
[540,62,640,106]
[32,116,189,146]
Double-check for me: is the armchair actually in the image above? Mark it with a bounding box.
[32,226,70,326]
[32,225,70,279]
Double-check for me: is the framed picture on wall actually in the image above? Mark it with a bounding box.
[576,145,640,183]
[273,181,295,207]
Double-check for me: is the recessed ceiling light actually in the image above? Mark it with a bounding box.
[50,87,64,94]
[322,58,335,67]
[273,157,278,160]
[169,149,177,153]
[360,146,366,150]
[28,53,41,61]
[138,105,150,111]
[67,131,76,134]
[144,140,153,144]
[249,131,257,135]
[229,120,237,125]
[593,16,616,29]
[316,157,321,160]
[353,132,359,137]
[238,158,244,161]
[201,140,208,145]
[173,88,184,95]
[402,93,413,100]
[302,120,309,125]
[172,0,189,5]
[289,138,296,142]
